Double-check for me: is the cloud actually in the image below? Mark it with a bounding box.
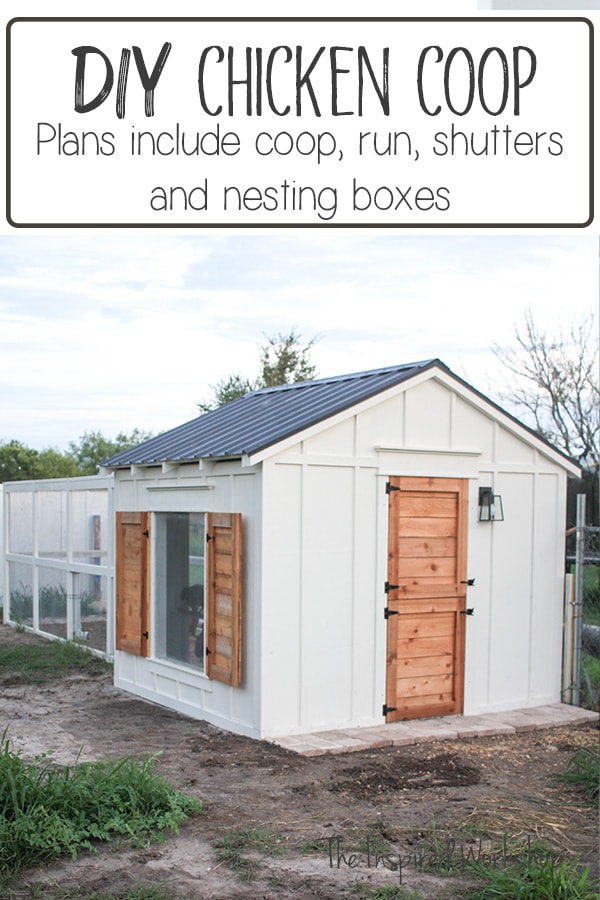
[0,233,596,449]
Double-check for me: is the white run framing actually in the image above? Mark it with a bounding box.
[2,475,115,658]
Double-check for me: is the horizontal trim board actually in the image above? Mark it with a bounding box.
[274,456,379,468]
[377,446,482,457]
[145,484,215,492]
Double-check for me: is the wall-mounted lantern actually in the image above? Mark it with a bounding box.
[478,487,504,522]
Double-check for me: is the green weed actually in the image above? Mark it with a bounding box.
[554,746,600,804]
[465,856,597,899]
[0,733,203,885]
[8,583,33,622]
[9,584,99,622]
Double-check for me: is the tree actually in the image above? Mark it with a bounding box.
[259,330,317,387]
[0,440,42,482]
[198,329,318,412]
[197,374,257,414]
[68,429,153,475]
[0,430,153,482]
[36,448,79,480]
[493,309,599,467]
[0,440,78,482]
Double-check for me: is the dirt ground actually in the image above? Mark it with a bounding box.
[1,626,598,900]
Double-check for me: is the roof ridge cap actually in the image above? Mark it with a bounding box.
[249,359,439,397]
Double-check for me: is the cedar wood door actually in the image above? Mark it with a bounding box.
[385,476,468,721]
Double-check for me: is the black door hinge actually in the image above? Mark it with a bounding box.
[384,607,399,620]
[461,578,475,586]
[460,608,475,616]
[142,631,149,639]
[385,581,399,594]
[383,704,398,716]
[386,482,401,494]
[142,530,149,538]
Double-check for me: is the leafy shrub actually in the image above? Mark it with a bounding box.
[0,733,203,884]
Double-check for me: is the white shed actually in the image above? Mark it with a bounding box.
[102,360,580,739]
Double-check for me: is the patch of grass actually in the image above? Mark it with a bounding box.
[102,890,178,900]
[5,887,180,900]
[352,884,424,899]
[397,819,558,881]
[460,819,494,840]
[554,746,600,804]
[0,640,110,683]
[0,733,204,886]
[412,817,469,875]
[214,826,285,881]
[299,836,330,855]
[465,856,597,899]
[5,886,180,900]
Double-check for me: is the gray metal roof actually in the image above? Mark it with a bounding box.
[102,359,443,468]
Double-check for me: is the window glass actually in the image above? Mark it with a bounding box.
[155,513,205,671]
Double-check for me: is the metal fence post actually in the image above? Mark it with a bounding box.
[572,494,586,707]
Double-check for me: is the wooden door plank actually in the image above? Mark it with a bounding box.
[396,635,457,658]
[397,518,457,538]
[398,536,456,558]
[396,672,454,697]
[397,655,454,677]
[399,612,457,639]
[398,476,464,492]
[395,696,458,718]
[397,556,457,579]
[397,496,458,518]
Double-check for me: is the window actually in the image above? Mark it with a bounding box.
[115,510,242,686]
[155,512,206,671]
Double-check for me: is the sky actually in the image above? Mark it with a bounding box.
[0,233,597,451]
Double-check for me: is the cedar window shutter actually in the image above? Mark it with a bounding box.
[206,512,242,687]
[115,511,150,657]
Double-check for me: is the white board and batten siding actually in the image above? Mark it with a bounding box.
[107,367,577,740]
[112,462,262,738]
[258,373,575,737]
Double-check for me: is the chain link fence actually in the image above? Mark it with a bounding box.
[564,495,600,710]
